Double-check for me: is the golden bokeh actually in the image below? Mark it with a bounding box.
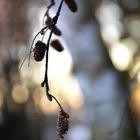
[12,84,29,104]
[129,82,140,122]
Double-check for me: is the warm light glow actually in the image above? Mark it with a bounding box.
[19,8,84,113]
[109,42,132,71]
[55,76,84,110]
[40,93,58,115]
[39,41,83,111]
[48,40,73,79]
[12,84,29,104]
[129,82,140,121]
[48,75,84,109]
[33,88,42,107]
[48,45,84,110]
[30,45,84,113]
[130,60,140,79]
[96,1,123,44]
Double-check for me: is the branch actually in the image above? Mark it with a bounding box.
[41,0,64,101]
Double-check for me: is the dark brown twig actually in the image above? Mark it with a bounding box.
[51,94,63,110]
[42,0,64,101]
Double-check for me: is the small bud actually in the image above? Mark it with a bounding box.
[52,26,62,36]
[47,93,53,101]
[64,0,78,12]
[45,16,52,26]
[50,39,64,52]
[41,82,45,87]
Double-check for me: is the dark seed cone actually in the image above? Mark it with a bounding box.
[50,39,64,52]
[33,41,46,62]
[57,110,69,139]
[64,0,78,12]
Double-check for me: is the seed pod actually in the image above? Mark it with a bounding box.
[33,41,46,62]
[50,39,64,52]
[64,0,78,12]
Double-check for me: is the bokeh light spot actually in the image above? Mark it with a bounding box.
[12,84,29,104]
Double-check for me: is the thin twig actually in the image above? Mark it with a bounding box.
[51,94,63,110]
[19,50,34,70]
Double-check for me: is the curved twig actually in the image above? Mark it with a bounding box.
[51,94,64,111]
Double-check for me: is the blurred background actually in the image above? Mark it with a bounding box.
[0,0,140,140]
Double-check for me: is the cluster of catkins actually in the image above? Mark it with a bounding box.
[21,0,78,139]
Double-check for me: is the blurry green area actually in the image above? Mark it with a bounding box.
[0,0,140,140]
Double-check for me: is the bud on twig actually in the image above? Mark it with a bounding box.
[51,25,62,36]
[45,15,52,26]
[50,39,64,52]
[64,0,77,12]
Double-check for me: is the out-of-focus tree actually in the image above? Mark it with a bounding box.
[0,1,48,140]
[89,0,140,139]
